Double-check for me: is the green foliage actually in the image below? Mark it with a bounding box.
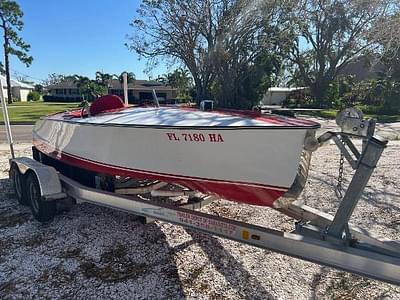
[73,75,107,101]
[27,90,40,101]
[116,71,135,88]
[0,0,32,66]
[326,81,340,108]
[157,68,193,101]
[43,95,83,102]
[34,84,43,94]
[321,76,400,115]
[0,0,32,104]
[230,53,283,109]
[95,71,114,87]
[360,80,400,114]
[281,0,395,106]
[129,0,282,104]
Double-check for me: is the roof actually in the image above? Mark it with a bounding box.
[267,87,308,92]
[0,74,35,89]
[338,56,386,81]
[47,79,176,91]
[46,79,76,89]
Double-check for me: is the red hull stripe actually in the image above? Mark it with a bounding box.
[33,139,287,207]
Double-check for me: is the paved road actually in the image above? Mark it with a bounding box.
[0,125,33,143]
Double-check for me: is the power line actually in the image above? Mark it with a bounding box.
[10,69,46,83]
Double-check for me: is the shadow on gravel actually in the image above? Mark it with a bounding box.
[184,228,275,300]
[0,178,31,231]
[362,187,400,212]
[73,222,187,299]
[310,265,396,299]
[308,173,350,191]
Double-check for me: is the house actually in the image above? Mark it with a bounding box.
[261,87,308,106]
[0,74,35,102]
[46,79,178,103]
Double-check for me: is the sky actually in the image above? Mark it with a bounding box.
[1,0,168,83]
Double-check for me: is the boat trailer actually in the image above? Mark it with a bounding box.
[1,96,400,284]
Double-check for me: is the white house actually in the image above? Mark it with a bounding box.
[261,87,307,106]
[0,74,35,102]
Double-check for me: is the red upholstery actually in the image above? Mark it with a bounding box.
[89,95,126,116]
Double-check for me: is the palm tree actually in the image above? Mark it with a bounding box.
[161,68,193,100]
[95,71,114,92]
[74,75,106,101]
[117,71,135,89]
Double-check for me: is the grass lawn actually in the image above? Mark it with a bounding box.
[0,101,80,123]
[301,109,400,123]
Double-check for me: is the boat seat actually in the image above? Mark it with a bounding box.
[89,95,126,116]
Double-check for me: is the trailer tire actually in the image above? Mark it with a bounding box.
[32,146,41,162]
[9,163,28,205]
[26,172,56,222]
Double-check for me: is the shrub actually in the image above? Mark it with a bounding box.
[43,95,83,102]
[27,91,41,101]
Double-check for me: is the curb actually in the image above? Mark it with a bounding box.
[0,122,35,125]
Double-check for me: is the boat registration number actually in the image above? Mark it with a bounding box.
[166,132,224,143]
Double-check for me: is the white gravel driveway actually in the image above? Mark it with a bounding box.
[0,138,399,299]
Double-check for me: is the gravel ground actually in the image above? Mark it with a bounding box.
[301,116,400,140]
[0,139,399,299]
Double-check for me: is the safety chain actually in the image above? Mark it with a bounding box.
[336,137,345,199]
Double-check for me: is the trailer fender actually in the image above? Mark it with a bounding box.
[10,157,65,201]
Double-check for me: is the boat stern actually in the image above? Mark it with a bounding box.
[274,129,319,208]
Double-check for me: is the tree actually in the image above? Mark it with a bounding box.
[27,90,40,101]
[157,68,193,100]
[0,0,32,104]
[116,71,135,89]
[95,71,114,89]
[237,52,283,108]
[74,75,107,101]
[127,0,278,105]
[367,10,400,81]
[43,73,67,86]
[207,1,284,107]
[34,84,43,94]
[282,0,397,106]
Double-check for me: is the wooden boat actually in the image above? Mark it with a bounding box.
[32,95,320,207]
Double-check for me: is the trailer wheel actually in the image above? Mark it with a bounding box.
[9,163,28,205]
[26,172,56,222]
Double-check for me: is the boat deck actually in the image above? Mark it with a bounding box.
[49,106,320,129]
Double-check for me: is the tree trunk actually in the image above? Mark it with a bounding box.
[312,81,329,108]
[2,23,12,105]
[194,79,207,104]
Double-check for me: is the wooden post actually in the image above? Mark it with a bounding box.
[123,72,128,105]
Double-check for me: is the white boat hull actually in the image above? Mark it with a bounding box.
[33,123,313,206]
[32,106,320,206]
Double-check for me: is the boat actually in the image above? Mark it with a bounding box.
[32,95,320,207]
